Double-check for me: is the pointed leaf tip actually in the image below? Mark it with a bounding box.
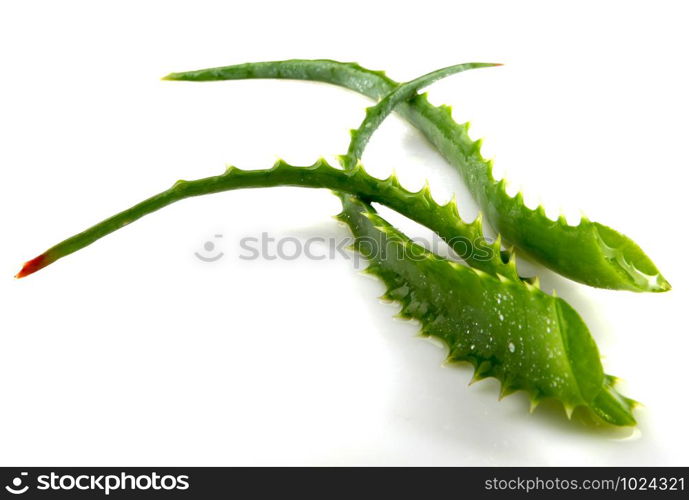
[655,274,672,292]
[15,254,49,279]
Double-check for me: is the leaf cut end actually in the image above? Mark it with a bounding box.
[15,253,50,279]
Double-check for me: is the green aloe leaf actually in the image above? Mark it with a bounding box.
[337,193,636,426]
[16,160,515,279]
[164,59,670,292]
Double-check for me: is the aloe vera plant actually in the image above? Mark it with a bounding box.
[16,60,660,428]
[164,59,669,293]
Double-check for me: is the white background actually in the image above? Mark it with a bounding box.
[1,0,687,466]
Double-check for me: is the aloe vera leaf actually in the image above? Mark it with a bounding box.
[339,62,501,170]
[16,160,516,280]
[164,60,670,292]
[336,193,636,426]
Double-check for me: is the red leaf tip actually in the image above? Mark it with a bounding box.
[15,254,48,279]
